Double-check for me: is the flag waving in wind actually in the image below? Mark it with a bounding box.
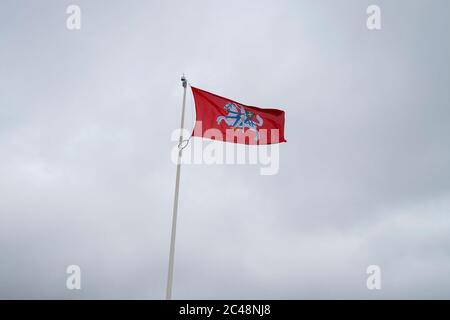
[191,87,286,145]
[166,78,285,300]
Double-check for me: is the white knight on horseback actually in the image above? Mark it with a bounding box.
[217,103,264,140]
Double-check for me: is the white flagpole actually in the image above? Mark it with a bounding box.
[166,75,188,300]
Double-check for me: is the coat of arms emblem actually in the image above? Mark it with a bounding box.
[216,103,264,141]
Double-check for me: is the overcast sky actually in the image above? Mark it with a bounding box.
[1,0,450,299]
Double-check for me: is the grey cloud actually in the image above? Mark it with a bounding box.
[0,0,449,299]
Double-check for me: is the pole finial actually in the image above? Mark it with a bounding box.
[181,74,187,88]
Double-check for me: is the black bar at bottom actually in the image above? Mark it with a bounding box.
[0,300,448,319]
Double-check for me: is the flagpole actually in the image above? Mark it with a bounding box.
[166,75,187,300]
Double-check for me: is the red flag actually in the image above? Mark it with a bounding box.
[191,87,286,145]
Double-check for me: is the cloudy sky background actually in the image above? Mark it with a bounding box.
[1,0,450,299]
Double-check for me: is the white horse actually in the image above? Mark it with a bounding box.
[217,103,263,140]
